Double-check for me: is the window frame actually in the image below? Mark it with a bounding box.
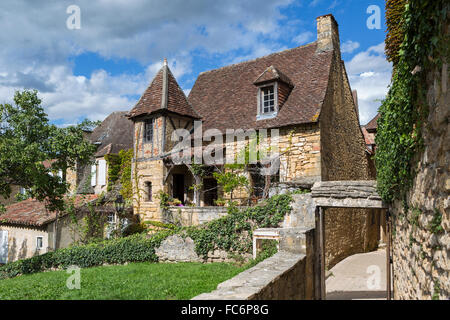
[36,236,43,250]
[143,118,154,143]
[257,82,278,120]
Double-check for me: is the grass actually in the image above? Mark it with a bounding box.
[0,262,247,300]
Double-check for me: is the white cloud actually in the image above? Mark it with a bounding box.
[341,40,360,54]
[0,0,294,123]
[293,31,314,45]
[309,0,322,7]
[344,43,392,125]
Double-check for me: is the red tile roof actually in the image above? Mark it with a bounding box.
[127,65,199,119]
[0,195,98,227]
[361,126,375,145]
[188,42,333,131]
[365,113,380,132]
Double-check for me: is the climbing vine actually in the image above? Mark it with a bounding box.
[184,193,294,259]
[104,149,133,199]
[376,0,449,202]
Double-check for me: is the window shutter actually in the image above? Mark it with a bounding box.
[91,164,97,186]
[98,159,107,186]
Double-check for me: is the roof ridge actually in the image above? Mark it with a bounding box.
[129,68,164,113]
[197,42,317,77]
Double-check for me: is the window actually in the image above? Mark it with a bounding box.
[107,213,115,224]
[36,236,43,250]
[261,85,275,114]
[146,182,152,201]
[144,119,153,143]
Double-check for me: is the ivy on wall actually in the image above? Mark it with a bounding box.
[385,0,408,66]
[185,193,294,259]
[104,148,133,199]
[376,0,449,202]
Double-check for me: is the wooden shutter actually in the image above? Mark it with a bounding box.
[91,164,97,186]
[98,159,107,186]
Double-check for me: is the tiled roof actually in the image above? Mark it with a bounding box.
[188,42,333,131]
[127,63,200,119]
[89,111,134,155]
[365,113,380,132]
[361,126,375,145]
[0,195,98,227]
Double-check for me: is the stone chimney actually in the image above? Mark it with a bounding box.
[316,14,340,54]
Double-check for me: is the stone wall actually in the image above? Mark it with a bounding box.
[317,33,380,269]
[279,124,321,185]
[391,58,449,298]
[0,224,48,262]
[155,234,251,263]
[164,206,229,226]
[192,251,312,300]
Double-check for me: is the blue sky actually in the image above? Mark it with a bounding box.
[0,0,391,126]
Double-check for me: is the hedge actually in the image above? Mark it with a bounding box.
[0,231,173,280]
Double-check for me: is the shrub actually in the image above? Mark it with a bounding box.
[185,193,293,259]
[0,231,173,280]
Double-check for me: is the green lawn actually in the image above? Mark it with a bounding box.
[0,262,246,300]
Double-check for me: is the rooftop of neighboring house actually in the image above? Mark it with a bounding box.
[361,126,375,146]
[89,111,134,157]
[0,195,98,227]
[365,113,380,133]
[127,15,339,132]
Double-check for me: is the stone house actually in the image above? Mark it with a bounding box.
[70,111,134,195]
[0,195,97,263]
[361,113,379,154]
[126,14,379,267]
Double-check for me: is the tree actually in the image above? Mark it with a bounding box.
[0,90,97,212]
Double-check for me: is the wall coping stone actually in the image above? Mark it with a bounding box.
[192,251,306,300]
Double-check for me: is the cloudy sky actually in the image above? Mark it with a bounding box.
[0,0,391,127]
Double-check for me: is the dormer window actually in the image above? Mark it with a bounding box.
[261,85,275,114]
[254,66,293,121]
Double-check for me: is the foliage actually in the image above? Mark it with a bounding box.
[376,0,449,202]
[385,0,408,66]
[143,220,178,230]
[0,262,246,300]
[0,90,97,211]
[213,169,249,200]
[255,240,278,263]
[432,279,441,300]
[104,154,121,191]
[185,193,293,259]
[103,148,133,198]
[122,222,148,236]
[119,149,133,200]
[0,232,174,280]
[64,195,107,244]
[429,209,444,235]
[158,190,172,211]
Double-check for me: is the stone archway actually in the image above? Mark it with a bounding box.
[311,181,391,300]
